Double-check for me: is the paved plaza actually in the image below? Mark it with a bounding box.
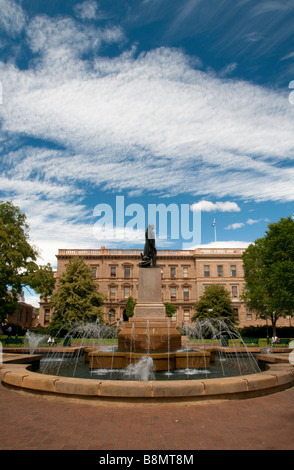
[1,382,293,451]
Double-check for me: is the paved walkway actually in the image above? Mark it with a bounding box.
[1,382,294,450]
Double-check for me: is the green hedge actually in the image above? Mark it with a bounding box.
[238,325,294,338]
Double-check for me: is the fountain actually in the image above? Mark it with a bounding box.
[25,331,47,354]
[1,228,293,402]
[88,263,211,373]
[123,355,155,381]
[39,227,259,381]
[38,226,261,380]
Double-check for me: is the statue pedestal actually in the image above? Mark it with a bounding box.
[118,267,181,352]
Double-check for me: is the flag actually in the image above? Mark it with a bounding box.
[212,219,215,227]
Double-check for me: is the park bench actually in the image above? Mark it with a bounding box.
[4,336,23,346]
[273,338,290,346]
[242,337,259,346]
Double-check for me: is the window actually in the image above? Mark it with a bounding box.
[170,267,176,278]
[233,308,239,321]
[109,286,116,299]
[183,267,188,278]
[184,309,190,322]
[161,267,163,279]
[217,265,223,277]
[124,286,130,299]
[91,267,97,278]
[231,285,238,298]
[124,266,130,278]
[246,308,253,320]
[183,287,189,300]
[109,309,115,321]
[204,265,210,277]
[231,265,237,277]
[44,308,51,323]
[110,266,116,278]
[170,287,177,300]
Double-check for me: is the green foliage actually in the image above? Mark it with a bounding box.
[125,296,136,318]
[242,217,294,335]
[192,284,236,324]
[164,302,176,318]
[0,201,55,323]
[239,325,294,339]
[49,257,106,330]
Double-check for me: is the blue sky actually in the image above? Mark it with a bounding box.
[1,0,294,291]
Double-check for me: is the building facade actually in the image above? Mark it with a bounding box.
[38,246,292,330]
[7,301,38,329]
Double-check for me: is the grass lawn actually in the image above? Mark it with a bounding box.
[1,335,292,348]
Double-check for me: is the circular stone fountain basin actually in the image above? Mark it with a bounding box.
[1,353,293,403]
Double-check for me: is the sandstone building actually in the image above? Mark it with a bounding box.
[38,246,292,329]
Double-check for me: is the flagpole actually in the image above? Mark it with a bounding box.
[212,219,217,243]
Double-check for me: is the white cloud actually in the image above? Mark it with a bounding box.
[246,217,269,225]
[1,11,294,266]
[189,240,251,251]
[74,1,99,20]
[191,200,241,213]
[0,0,27,36]
[1,35,294,204]
[225,222,245,230]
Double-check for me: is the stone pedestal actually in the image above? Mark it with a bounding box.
[118,267,181,352]
[133,266,166,319]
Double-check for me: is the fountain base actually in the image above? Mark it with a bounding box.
[118,320,182,353]
[86,348,210,371]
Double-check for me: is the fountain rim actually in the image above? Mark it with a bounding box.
[1,354,293,404]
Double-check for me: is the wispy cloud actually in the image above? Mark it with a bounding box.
[246,217,269,225]
[1,5,294,266]
[1,30,294,202]
[74,0,99,20]
[225,216,270,231]
[225,222,245,230]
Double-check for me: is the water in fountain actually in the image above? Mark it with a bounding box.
[25,331,47,354]
[0,341,3,364]
[185,318,260,376]
[129,323,135,364]
[39,317,260,381]
[146,320,150,355]
[41,320,119,376]
[123,355,155,381]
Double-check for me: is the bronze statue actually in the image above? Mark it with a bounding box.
[139,224,159,267]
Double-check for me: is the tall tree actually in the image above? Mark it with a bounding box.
[242,217,294,336]
[49,257,105,331]
[0,201,54,323]
[192,284,236,324]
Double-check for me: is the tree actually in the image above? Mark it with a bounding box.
[125,296,136,318]
[0,201,55,324]
[164,302,176,319]
[192,284,236,324]
[49,257,106,331]
[242,217,294,336]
